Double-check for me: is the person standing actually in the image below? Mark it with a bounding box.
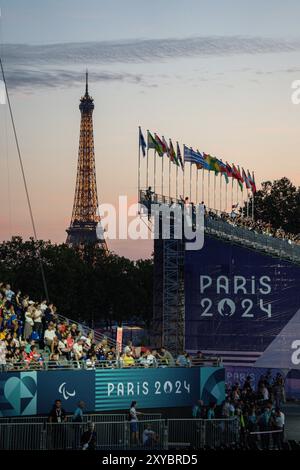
[129,401,143,446]
[80,422,97,451]
[48,399,67,449]
[72,401,85,422]
[49,399,67,423]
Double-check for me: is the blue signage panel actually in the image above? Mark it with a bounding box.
[185,235,300,357]
[37,370,95,414]
[95,367,201,411]
[0,367,225,416]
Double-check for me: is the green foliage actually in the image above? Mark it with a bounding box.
[0,238,153,326]
[249,177,300,234]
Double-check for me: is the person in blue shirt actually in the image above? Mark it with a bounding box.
[176,351,191,367]
[207,402,217,420]
[72,400,85,422]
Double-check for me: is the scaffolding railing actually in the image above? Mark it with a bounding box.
[139,189,300,263]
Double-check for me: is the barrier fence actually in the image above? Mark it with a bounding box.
[0,417,240,450]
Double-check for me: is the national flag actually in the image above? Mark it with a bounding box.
[225,162,233,177]
[176,142,184,170]
[184,146,209,169]
[139,127,147,157]
[247,170,257,193]
[237,165,244,183]
[203,153,221,173]
[242,168,251,189]
[252,172,257,193]
[155,134,166,156]
[196,150,203,170]
[147,131,157,150]
[162,136,170,155]
[217,159,229,183]
[169,139,179,166]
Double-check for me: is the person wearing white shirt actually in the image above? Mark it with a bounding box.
[44,325,56,347]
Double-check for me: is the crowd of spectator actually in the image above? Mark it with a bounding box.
[193,370,286,450]
[206,208,300,246]
[1,282,212,370]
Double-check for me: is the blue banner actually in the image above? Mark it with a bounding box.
[0,367,225,417]
[185,235,300,365]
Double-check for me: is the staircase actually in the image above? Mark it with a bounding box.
[56,314,117,349]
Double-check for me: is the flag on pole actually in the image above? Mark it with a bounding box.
[162,136,170,157]
[217,158,229,183]
[139,127,147,157]
[169,139,179,165]
[247,170,257,193]
[155,134,166,156]
[184,146,209,168]
[203,153,221,173]
[176,142,184,170]
[242,168,251,189]
[225,162,233,177]
[148,130,158,149]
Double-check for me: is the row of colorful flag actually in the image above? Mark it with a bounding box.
[139,127,256,193]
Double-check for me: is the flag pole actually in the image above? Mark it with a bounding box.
[183,145,185,199]
[202,168,204,203]
[138,127,141,206]
[246,190,249,218]
[252,171,255,220]
[146,129,149,189]
[231,178,233,211]
[219,174,222,214]
[242,186,244,218]
[226,180,228,213]
[169,153,171,201]
[190,162,192,201]
[213,172,216,211]
[153,150,157,194]
[196,169,199,204]
[161,152,164,199]
[208,171,210,208]
[176,163,178,202]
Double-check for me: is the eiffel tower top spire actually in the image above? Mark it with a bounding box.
[85,69,88,96]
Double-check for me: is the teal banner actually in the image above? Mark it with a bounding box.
[0,367,225,416]
[95,367,225,411]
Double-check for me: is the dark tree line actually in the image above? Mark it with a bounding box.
[249,177,300,234]
[0,237,153,327]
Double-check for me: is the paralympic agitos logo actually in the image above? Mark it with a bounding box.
[199,275,272,319]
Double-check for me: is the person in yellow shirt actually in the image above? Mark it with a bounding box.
[122,351,135,367]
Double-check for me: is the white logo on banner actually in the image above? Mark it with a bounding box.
[58,382,76,400]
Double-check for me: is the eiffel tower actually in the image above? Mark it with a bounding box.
[66,72,107,251]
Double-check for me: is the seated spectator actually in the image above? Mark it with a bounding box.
[192,350,206,366]
[44,323,57,348]
[176,351,191,367]
[139,349,156,368]
[122,351,135,367]
[50,336,62,360]
[70,323,80,339]
[157,347,175,367]
[73,339,84,363]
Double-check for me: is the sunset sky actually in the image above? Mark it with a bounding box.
[1,0,300,259]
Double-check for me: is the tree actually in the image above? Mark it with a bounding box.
[0,237,154,326]
[248,177,300,234]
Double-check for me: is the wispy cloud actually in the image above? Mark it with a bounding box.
[4,68,144,90]
[2,36,300,90]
